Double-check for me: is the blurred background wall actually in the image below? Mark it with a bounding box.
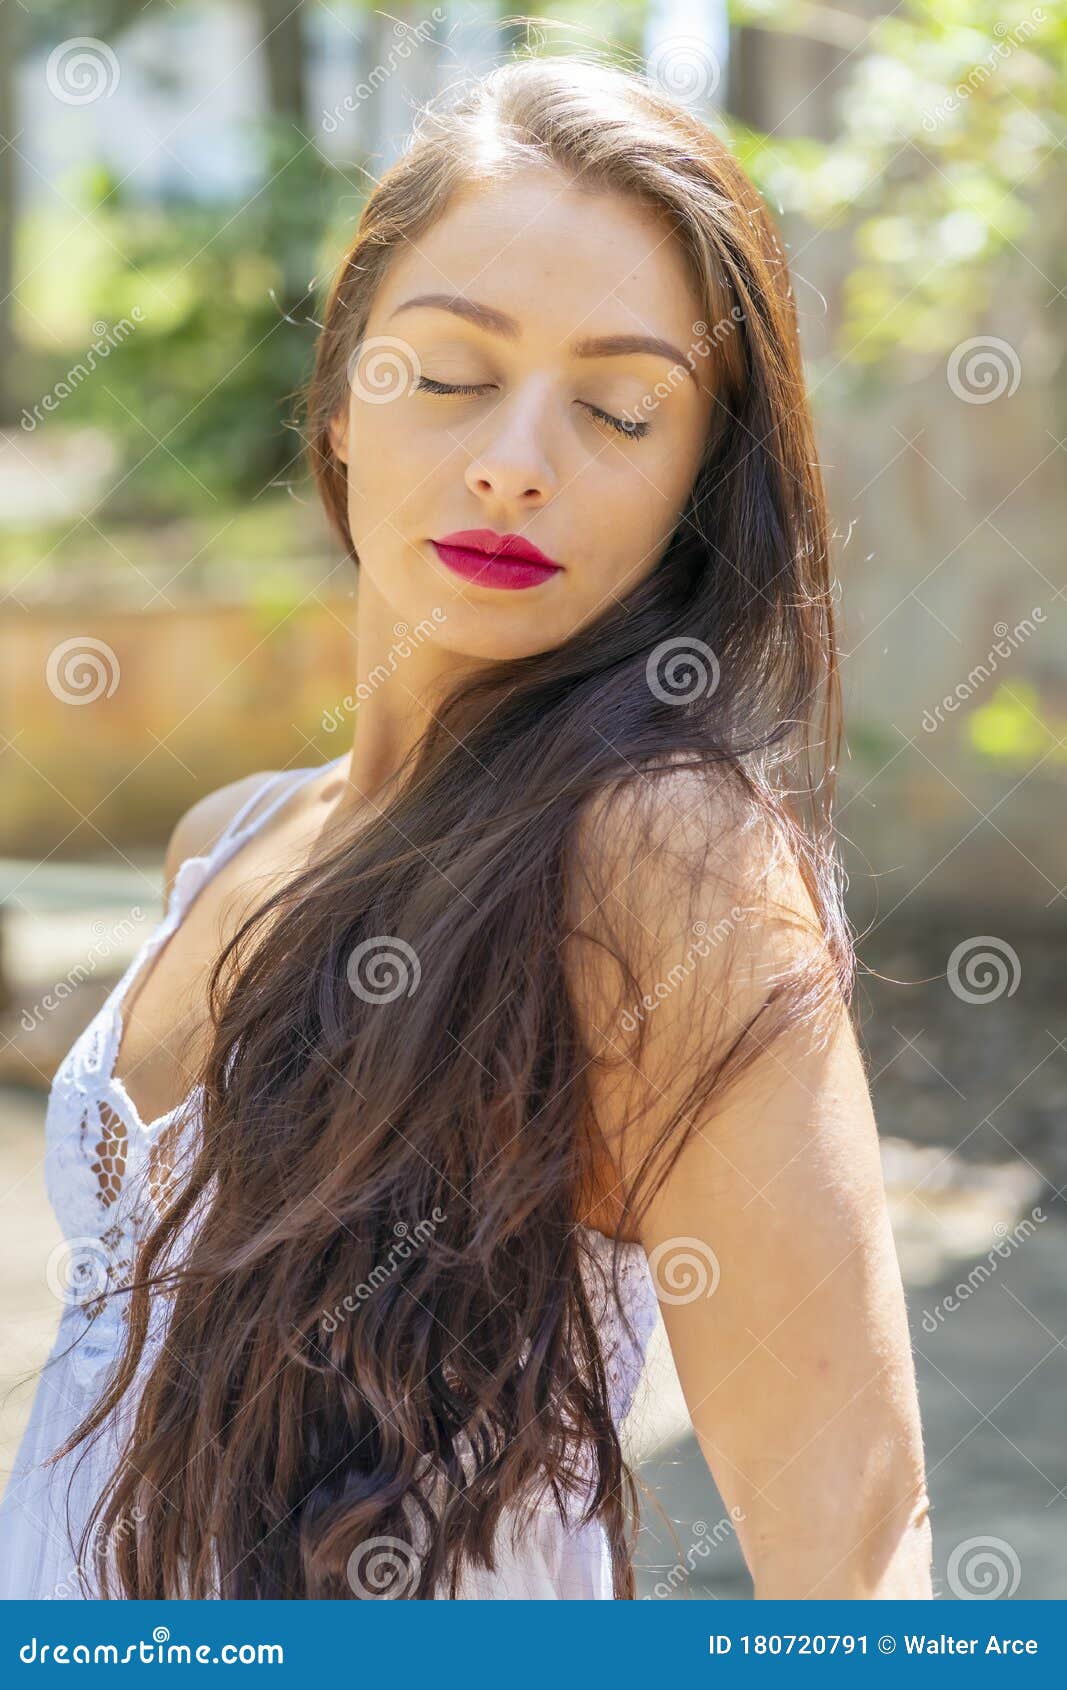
[1,0,1065,1599]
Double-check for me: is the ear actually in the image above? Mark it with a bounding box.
[328,409,349,466]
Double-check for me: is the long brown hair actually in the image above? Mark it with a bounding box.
[52,52,852,1599]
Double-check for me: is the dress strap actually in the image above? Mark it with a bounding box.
[209,763,326,863]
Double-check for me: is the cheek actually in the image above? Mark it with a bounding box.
[346,400,457,512]
[343,404,411,527]
[603,452,695,561]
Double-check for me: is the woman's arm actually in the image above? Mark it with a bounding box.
[565,769,933,1599]
[637,1002,932,1598]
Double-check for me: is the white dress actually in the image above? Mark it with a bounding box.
[0,758,661,1600]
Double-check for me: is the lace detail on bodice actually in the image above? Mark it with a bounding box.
[43,765,324,1393]
[41,760,660,1419]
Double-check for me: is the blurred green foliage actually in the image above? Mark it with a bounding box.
[22,124,349,518]
[968,682,1067,765]
[734,0,1066,361]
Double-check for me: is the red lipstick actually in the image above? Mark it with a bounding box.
[431,529,564,590]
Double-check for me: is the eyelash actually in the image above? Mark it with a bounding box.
[415,377,650,441]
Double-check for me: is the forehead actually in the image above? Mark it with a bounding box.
[370,166,707,352]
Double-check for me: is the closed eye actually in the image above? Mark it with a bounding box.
[415,377,650,442]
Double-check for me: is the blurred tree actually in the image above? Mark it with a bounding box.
[728,0,1066,369]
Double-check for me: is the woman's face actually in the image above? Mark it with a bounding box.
[329,166,717,662]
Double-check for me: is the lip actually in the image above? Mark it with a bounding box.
[431,529,564,591]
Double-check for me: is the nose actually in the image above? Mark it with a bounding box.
[462,386,559,507]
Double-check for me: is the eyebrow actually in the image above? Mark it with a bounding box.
[389,293,696,380]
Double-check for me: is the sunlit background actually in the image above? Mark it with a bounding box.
[1,0,1065,1599]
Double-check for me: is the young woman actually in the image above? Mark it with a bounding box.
[0,55,932,1600]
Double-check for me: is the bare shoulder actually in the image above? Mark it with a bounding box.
[570,755,771,911]
[564,756,830,1035]
[562,757,850,1207]
[161,768,280,910]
